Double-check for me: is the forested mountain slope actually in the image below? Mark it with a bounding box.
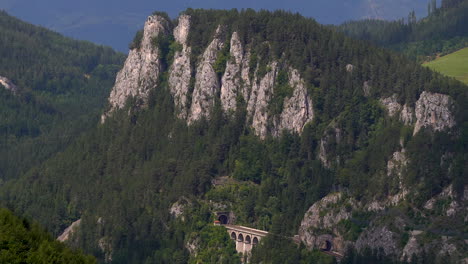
[1,9,466,264]
[337,0,468,61]
[0,208,96,263]
[0,11,124,181]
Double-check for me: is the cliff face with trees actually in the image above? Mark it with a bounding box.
[0,9,466,264]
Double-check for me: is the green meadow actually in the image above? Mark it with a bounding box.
[424,47,468,84]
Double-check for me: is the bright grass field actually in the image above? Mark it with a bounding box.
[424,47,468,85]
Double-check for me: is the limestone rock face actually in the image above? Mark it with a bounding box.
[387,148,408,193]
[273,69,314,136]
[299,193,350,231]
[414,91,455,135]
[298,193,352,254]
[186,236,200,257]
[169,15,192,119]
[380,94,402,117]
[0,76,19,94]
[102,15,169,122]
[103,18,316,136]
[380,94,414,125]
[423,184,467,217]
[57,219,81,242]
[355,226,399,256]
[220,32,250,114]
[188,26,225,123]
[400,104,414,125]
[169,197,192,221]
[318,124,342,168]
[401,235,421,262]
[247,62,278,139]
[98,237,113,263]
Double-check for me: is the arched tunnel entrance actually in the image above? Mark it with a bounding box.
[321,240,332,252]
[218,214,228,225]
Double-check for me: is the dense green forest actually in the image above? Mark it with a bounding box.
[0,9,466,263]
[337,0,468,61]
[0,208,96,263]
[0,11,124,181]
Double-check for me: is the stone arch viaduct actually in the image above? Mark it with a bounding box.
[216,212,268,254]
[224,224,268,254]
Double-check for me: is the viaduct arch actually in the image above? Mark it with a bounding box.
[224,224,268,255]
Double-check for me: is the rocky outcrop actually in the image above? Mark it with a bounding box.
[345,64,355,73]
[424,184,456,210]
[273,69,314,136]
[98,237,113,263]
[387,148,408,193]
[400,104,414,125]
[318,124,342,168]
[57,218,81,242]
[299,193,351,230]
[220,32,251,114]
[414,91,455,135]
[355,226,400,256]
[246,63,314,138]
[186,236,200,257]
[380,91,455,133]
[169,197,192,221]
[401,235,422,262]
[0,76,19,94]
[299,183,467,261]
[380,94,414,125]
[188,26,225,123]
[169,15,192,119]
[101,15,169,122]
[423,184,467,217]
[298,193,353,254]
[102,17,316,137]
[247,62,278,138]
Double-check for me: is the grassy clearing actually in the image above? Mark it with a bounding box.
[423,47,468,84]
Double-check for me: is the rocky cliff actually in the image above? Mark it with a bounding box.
[101,15,169,122]
[0,76,19,94]
[103,15,314,138]
[188,25,225,123]
[298,186,467,261]
[379,91,456,135]
[220,32,251,114]
[169,15,192,119]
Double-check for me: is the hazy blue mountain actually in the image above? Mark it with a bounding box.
[0,0,435,53]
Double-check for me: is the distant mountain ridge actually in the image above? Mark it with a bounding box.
[0,0,438,51]
[337,0,468,61]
